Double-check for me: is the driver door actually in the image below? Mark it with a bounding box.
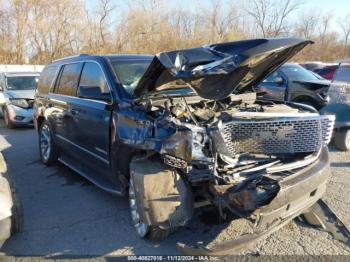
[69,62,112,171]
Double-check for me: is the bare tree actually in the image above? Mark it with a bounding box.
[245,0,299,37]
[295,11,319,39]
[0,0,349,64]
[97,0,116,50]
[339,14,350,57]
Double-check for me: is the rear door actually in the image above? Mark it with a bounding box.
[49,62,83,153]
[68,61,112,171]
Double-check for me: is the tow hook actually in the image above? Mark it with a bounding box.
[177,199,350,255]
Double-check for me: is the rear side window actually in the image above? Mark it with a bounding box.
[79,62,109,94]
[37,65,58,94]
[56,63,82,96]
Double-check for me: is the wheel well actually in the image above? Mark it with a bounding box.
[293,96,320,108]
[36,116,45,132]
[294,95,317,103]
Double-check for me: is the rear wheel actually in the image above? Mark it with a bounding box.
[3,107,14,129]
[334,129,350,151]
[128,178,171,241]
[39,120,58,165]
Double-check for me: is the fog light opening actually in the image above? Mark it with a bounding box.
[310,189,317,197]
[14,116,25,121]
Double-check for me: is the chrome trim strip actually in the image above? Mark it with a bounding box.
[94,147,108,155]
[56,134,109,164]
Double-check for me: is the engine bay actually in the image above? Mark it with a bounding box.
[136,92,334,215]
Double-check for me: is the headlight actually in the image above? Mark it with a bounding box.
[9,98,29,108]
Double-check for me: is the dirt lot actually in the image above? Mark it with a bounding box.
[0,120,349,257]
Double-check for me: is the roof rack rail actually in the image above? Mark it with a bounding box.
[52,54,89,62]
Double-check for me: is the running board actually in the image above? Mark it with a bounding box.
[58,156,124,196]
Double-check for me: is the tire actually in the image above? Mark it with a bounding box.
[334,129,350,151]
[3,107,14,129]
[10,187,23,234]
[39,120,58,165]
[128,178,171,241]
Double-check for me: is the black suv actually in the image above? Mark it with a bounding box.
[34,38,335,254]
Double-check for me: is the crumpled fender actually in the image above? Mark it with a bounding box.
[114,107,176,151]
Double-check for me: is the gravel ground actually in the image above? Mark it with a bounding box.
[0,120,349,257]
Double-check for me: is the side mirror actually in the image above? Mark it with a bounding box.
[273,76,284,85]
[77,86,110,102]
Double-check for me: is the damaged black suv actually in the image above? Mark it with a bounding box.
[33,38,335,254]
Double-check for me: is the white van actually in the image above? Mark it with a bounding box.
[0,65,43,128]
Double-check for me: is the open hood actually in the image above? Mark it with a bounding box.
[134,38,312,100]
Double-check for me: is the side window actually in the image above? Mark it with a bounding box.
[263,71,281,83]
[37,65,58,94]
[56,63,82,96]
[79,62,109,94]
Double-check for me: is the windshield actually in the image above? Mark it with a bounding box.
[110,60,151,95]
[6,76,39,90]
[280,64,320,81]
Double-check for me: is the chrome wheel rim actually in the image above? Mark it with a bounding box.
[40,124,51,161]
[129,178,149,238]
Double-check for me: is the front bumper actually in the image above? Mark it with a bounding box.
[6,104,34,126]
[178,147,331,255]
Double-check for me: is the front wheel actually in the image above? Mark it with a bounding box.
[334,129,350,151]
[128,178,171,241]
[3,107,14,129]
[39,120,58,165]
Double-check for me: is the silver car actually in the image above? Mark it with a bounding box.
[0,72,40,128]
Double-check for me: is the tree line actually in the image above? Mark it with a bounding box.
[1,0,350,65]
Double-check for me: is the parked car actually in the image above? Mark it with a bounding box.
[299,61,325,71]
[33,38,335,254]
[257,63,330,109]
[0,65,43,128]
[313,64,339,80]
[321,63,350,151]
[0,153,22,248]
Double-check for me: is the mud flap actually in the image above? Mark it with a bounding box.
[130,157,193,230]
[301,199,350,246]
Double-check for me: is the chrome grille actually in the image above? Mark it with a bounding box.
[213,115,335,156]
